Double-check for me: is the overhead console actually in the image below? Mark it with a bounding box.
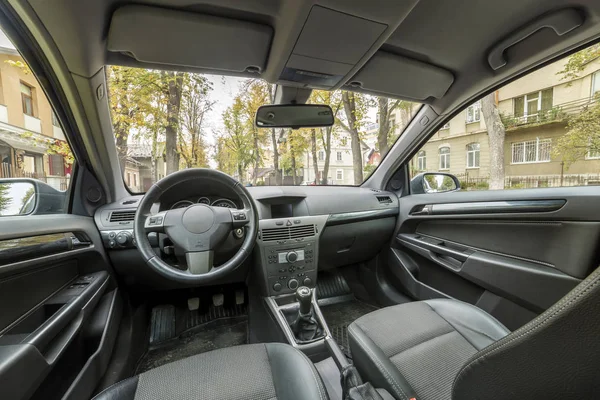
[279,6,387,89]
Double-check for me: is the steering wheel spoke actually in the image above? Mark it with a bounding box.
[144,210,169,233]
[185,250,214,274]
[230,208,251,228]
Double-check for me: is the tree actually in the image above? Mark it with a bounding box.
[241,81,271,184]
[376,97,407,157]
[557,44,600,82]
[179,75,213,168]
[280,129,309,185]
[554,97,600,166]
[163,71,185,174]
[481,92,506,190]
[311,91,343,184]
[107,67,164,170]
[310,128,319,184]
[340,91,370,184]
[0,183,11,214]
[221,97,254,183]
[20,187,34,210]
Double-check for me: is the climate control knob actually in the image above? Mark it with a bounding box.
[286,251,298,263]
[288,278,299,290]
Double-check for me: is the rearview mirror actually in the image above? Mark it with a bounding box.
[255,104,334,128]
[411,173,460,194]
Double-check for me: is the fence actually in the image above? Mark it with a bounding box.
[0,162,69,191]
[455,172,600,190]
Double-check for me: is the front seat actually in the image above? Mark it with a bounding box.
[348,265,600,400]
[93,343,328,400]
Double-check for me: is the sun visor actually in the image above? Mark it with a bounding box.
[349,52,454,101]
[107,5,272,73]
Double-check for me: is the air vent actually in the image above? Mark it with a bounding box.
[122,199,139,205]
[109,210,136,222]
[369,188,382,193]
[376,196,392,204]
[261,225,316,241]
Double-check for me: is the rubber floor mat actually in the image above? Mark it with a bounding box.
[136,317,248,374]
[317,271,352,299]
[320,300,379,359]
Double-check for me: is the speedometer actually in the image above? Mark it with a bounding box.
[170,200,194,209]
[197,197,210,205]
[211,198,236,208]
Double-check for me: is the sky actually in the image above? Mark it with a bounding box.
[1,182,32,215]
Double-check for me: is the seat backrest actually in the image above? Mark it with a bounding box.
[452,265,600,399]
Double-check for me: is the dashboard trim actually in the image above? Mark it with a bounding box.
[326,208,398,226]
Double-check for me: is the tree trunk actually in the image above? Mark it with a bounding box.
[252,128,259,185]
[271,128,281,185]
[481,92,506,190]
[115,122,129,172]
[377,98,390,157]
[237,163,244,184]
[342,92,363,184]
[164,71,184,175]
[291,154,297,185]
[310,129,319,184]
[321,127,332,185]
[151,128,158,183]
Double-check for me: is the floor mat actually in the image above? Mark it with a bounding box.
[320,299,379,359]
[136,317,248,374]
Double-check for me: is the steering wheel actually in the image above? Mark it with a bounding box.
[133,169,258,284]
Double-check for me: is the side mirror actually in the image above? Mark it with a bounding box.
[0,178,66,216]
[411,172,460,194]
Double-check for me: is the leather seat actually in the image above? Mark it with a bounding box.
[93,343,328,400]
[349,265,600,400]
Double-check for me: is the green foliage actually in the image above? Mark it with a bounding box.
[554,97,600,167]
[20,187,34,210]
[0,183,11,213]
[4,59,31,74]
[557,44,600,82]
[363,163,377,178]
[179,74,213,168]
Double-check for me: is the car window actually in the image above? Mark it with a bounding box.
[411,42,600,191]
[0,28,73,216]
[106,67,421,191]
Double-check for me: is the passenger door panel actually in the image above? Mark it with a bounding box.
[391,187,600,330]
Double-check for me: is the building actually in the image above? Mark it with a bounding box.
[412,55,600,188]
[0,32,71,190]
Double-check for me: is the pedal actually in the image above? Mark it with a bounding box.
[235,290,245,305]
[213,293,224,307]
[188,297,200,311]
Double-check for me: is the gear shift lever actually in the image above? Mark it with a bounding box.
[296,286,312,316]
[290,286,323,342]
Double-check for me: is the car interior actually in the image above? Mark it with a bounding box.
[1,0,600,399]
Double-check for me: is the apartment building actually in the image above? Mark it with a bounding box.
[0,32,71,190]
[413,54,600,188]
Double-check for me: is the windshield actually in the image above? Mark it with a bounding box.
[107,67,421,191]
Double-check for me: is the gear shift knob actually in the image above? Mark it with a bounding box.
[296,286,312,315]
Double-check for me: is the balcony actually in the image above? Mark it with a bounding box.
[24,114,42,133]
[500,96,599,130]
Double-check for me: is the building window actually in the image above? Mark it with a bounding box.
[466,143,480,168]
[21,82,34,116]
[126,172,131,186]
[336,169,343,180]
[511,138,552,164]
[417,150,426,171]
[439,146,450,170]
[133,173,137,187]
[441,122,450,129]
[336,151,342,162]
[465,101,481,123]
[318,150,325,161]
[592,70,600,96]
[48,154,65,176]
[52,111,59,127]
[513,89,553,121]
[389,117,396,132]
[340,136,348,147]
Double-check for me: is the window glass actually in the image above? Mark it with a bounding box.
[107,67,421,189]
[411,42,600,191]
[0,28,74,216]
[439,147,450,170]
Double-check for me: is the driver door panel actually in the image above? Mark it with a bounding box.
[0,215,120,400]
